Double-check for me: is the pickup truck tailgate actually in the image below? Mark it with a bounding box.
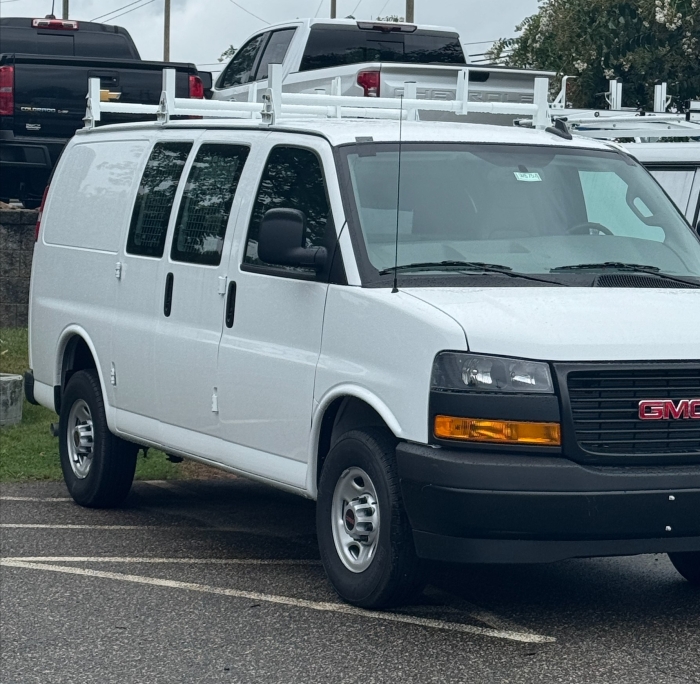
[6,54,194,139]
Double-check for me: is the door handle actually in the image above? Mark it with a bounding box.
[225,281,236,328]
[164,272,174,317]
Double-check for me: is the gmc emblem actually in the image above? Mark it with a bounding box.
[639,399,700,420]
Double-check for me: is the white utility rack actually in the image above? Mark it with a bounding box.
[83,64,553,130]
[548,77,700,141]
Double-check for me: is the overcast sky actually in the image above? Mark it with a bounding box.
[2,0,540,72]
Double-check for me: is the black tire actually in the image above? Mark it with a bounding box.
[669,552,700,586]
[59,369,138,508]
[316,428,424,609]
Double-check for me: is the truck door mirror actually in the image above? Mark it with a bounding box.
[257,208,327,271]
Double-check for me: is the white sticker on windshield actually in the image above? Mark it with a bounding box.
[514,172,542,182]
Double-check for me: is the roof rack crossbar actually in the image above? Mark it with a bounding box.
[84,66,552,130]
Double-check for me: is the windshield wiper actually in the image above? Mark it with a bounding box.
[551,262,662,273]
[379,261,563,285]
[550,262,700,287]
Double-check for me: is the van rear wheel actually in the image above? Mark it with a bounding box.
[668,552,700,586]
[316,428,424,609]
[59,369,137,508]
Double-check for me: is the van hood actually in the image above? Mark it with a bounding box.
[405,287,700,361]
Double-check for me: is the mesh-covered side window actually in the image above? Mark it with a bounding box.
[244,146,331,273]
[171,144,250,266]
[127,142,192,258]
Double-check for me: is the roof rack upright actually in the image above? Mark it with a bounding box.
[83,65,553,130]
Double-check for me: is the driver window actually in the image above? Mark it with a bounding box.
[217,33,267,89]
[579,171,665,242]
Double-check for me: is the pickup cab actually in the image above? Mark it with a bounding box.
[212,18,553,123]
[0,16,205,207]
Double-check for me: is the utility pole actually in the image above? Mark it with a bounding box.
[62,0,69,19]
[331,0,337,19]
[406,0,415,22]
[163,0,171,62]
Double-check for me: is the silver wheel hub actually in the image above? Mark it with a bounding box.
[67,399,94,479]
[331,467,380,573]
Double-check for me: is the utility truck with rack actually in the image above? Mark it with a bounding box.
[24,66,700,608]
[212,18,554,126]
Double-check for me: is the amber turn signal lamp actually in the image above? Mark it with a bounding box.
[434,416,561,446]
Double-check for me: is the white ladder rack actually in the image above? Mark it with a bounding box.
[84,64,553,130]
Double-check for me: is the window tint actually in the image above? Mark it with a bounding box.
[36,33,74,55]
[245,147,331,271]
[127,142,192,258]
[74,32,137,59]
[217,34,266,89]
[171,144,250,266]
[255,28,296,81]
[300,27,465,71]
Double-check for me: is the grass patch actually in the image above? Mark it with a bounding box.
[1,328,189,482]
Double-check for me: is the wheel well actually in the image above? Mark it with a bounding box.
[61,336,97,392]
[316,397,391,484]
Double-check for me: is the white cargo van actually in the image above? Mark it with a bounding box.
[25,71,700,608]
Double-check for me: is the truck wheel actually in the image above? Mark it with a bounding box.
[316,428,424,608]
[668,552,700,586]
[59,369,137,508]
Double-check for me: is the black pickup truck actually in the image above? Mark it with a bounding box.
[0,17,206,207]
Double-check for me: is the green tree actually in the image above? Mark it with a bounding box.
[218,45,237,63]
[490,0,700,110]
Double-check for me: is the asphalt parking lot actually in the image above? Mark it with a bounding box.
[1,478,699,684]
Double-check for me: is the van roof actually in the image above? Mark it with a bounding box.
[78,117,616,152]
[622,142,700,164]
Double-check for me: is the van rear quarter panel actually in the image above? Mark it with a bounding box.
[30,137,149,413]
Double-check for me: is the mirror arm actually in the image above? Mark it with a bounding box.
[295,246,327,270]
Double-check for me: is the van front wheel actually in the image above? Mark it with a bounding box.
[316,428,424,609]
[669,552,700,586]
[59,369,137,508]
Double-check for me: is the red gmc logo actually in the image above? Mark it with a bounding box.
[639,399,700,420]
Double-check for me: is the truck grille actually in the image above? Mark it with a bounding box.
[567,366,700,456]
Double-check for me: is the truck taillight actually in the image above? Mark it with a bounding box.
[35,185,49,242]
[32,18,79,29]
[0,66,14,116]
[357,70,380,98]
[189,75,204,99]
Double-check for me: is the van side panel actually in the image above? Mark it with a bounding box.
[30,138,149,417]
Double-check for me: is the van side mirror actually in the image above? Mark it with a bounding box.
[257,208,327,271]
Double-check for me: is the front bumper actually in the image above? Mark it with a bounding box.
[397,442,700,564]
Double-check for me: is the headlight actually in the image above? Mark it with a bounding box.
[431,353,554,394]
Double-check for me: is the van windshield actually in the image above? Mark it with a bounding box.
[339,143,700,284]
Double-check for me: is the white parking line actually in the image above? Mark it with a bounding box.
[0,524,307,536]
[0,497,72,502]
[1,556,320,566]
[0,559,555,644]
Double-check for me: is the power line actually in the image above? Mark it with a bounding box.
[313,0,324,18]
[351,0,365,16]
[377,0,392,16]
[91,0,145,22]
[106,0,156,22]
[227,0,270,25]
